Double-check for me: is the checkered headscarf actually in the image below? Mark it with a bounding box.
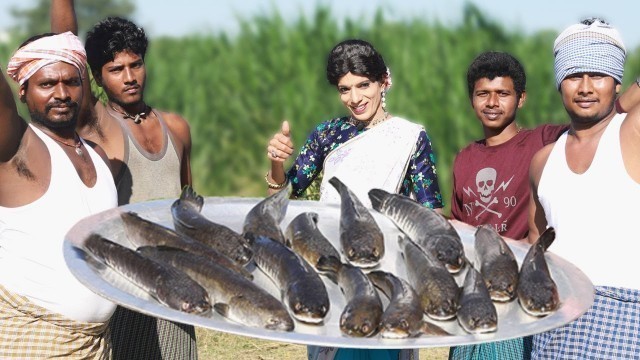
[6,32,86,86]
[553,19,626,89]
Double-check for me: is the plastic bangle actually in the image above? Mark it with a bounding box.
[264,172,288,190]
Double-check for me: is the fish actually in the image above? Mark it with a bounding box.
[171,185,252,265]
[329,177,385,268]
[517,227,559,317]
[284,212,341,271]
[457,263,498,334]
[367,270,450,338]
[399,235,460,320]
[369,188,465,273]
[242,184,290,244]
[317,255,383,337]
[474,225,519,302]
[120,211,253,280]
[247,233,330,324]
[137,246,294,331]
[83,233,211,315]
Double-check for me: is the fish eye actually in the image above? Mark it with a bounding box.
[400,319,409,329]
[348,248,355,257]
[294,302,302,311]
[372,247,380,257]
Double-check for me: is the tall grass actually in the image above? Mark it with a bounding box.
[2,4,638,213]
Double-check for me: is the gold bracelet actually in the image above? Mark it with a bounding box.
[264,172,288,189]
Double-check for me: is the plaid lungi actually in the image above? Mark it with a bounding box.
[532,286,640,359]
[110,306,197,360]
[0,284,111,359]
[449,336,532,360]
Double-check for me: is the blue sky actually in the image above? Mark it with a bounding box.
[2,0,639,48]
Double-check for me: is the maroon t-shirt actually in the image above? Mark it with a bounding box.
[450,124,568,239]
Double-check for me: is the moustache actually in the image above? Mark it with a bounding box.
[45,100,78,113]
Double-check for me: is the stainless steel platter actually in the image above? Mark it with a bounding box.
[63,197,594,349]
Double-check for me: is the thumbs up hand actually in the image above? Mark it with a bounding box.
[267,120,294,163]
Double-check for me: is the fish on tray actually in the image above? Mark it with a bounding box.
[317,255,383,337]
[247,233,330,324]
[83,234,211,315]
[457,263,498,334]
[474,225,519,302]
[137,246,294,331]
[284,212,341,271]
[242,184,290,244]
[120,211,253,279]
[517,227,559,317]
[171,185,253,265]
[399,235,460,321]
[368,270,450,338]
[368,188,465,273]
[329,177,384,268]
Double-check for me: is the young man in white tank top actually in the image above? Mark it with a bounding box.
[50,1,196,359]
[0,32,117,359]
[528,18,640,359]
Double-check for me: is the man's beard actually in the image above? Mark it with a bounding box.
[29,100,79,130]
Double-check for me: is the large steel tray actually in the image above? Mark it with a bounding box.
[63,197,594,349]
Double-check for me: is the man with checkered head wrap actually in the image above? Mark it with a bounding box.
[0,32,117,359]
[527,18,640,360]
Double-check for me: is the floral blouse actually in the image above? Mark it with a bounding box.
[286,116,443,209]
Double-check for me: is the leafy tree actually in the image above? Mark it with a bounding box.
[10,0,135,38]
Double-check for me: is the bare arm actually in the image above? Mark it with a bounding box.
[526,145,553,244]
[51,0,78,34]
[0,66,27,162]
[267,120,294,195]
[617,80,640,113]
[165,113,193,187]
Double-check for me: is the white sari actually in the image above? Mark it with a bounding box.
[319,116,423,208]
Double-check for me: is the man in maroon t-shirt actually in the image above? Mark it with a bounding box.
[450,52,567,240]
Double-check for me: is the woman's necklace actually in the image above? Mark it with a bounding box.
[349,111,390,130]
[109,103,150,124]
[50,133,83,156]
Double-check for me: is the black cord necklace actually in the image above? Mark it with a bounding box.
[109,103,150,124]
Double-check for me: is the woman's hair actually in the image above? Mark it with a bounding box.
[326,39,387,86]
[84,17,148,79]
[466,51,526,99]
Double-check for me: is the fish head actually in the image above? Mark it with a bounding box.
[343,241,384,268]
[484,275,518,302]
[518,284,560,317]
[378,317,415,339]
[339,304,380,337]
[264,314,295,332]
[427,235,465,273]
[423,295,459,321]
[180,297,212,315]
[287,288,330,324]
[459,311,498,334]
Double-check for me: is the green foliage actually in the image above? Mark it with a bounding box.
[9,0,135,38]
[3,5,639,212]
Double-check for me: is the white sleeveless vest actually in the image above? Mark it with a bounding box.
[538,113,640,289]
[0,125,117,322]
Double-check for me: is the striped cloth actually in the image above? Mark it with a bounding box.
[0,283,111,359]
[553,19,626,89]
[449,336,532,360]
[532,286,640,359]
[110,306,197,360]
[6,31,86,85]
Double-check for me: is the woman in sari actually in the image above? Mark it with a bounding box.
[264,39,443,360]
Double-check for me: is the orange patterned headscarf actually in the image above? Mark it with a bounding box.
[6,31,86,86]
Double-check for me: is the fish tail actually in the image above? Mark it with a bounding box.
[368,188,389,212]
[328,176,345,193]
[367,271,393,298]
[180,185,204,211]
[537,227,556,251]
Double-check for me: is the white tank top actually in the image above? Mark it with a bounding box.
[0,125,117,322]
[538,113,640,289]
